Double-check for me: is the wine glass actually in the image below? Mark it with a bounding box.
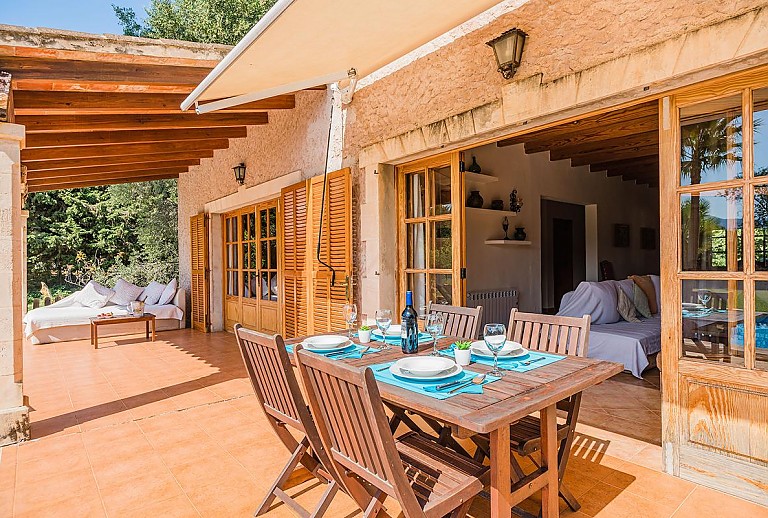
[483,323,508,377]
[375,309,392,350]
[418,305,428,321]
[698,290,712,308]
[425,313,445,356]
[342,303,358,339]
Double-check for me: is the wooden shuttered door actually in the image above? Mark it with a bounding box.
[280,181,309,338]
[279,168,352,337]
[190,212,210,332]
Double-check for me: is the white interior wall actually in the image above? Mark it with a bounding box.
[465,143,660,312]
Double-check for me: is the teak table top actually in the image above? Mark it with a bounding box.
[286,335,623,437]
[90,313,156,325]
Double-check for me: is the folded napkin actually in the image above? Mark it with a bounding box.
[439,345,565,373]
[370,361,499,400]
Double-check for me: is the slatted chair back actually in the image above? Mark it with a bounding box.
[507,309,590,358]
[295,347,426,517]
[428,303,483,340]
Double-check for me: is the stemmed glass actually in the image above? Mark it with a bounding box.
[375,309,392,350]
[342,303,358,339]
[698,290,712,308]
[483,323,507,377]
[425,313,444,356]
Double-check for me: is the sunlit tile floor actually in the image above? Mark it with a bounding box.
[1,329,766,517]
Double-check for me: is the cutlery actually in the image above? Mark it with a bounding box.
[328,345,371,359]
[521,357,544,366]
[375,363,394,371]
[434,376,469,391]
[447,374,486,394]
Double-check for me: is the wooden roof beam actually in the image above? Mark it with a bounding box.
[27,160,200,179]
[18,112,268,132]
[28,173,180,192]
[569,144,659,167]
[522,116,659,154]
[13,90,295,115]
[28,167,188,186]
[24,151,213,171]
[23,138,230,161]
[590,155,659,173]
[26,126,247,148]
[547,131,659,161]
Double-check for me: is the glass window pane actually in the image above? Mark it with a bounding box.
[430,220,452,269]
[226,272,232,296]
[755,185,768,271]
[754,88,768,177]
[225,218,231,242]
[232,270,239,295]
[242,243,249,269]
[229,217,238,242]
[681,189,742,271]
[249,212,256,240]
[249,272,258,300]
[429,274,453,305]
[406,223,426,269]
[269,273,278,301]
[755,281,768,371]
[231,244,238,269]
[269,239,277,270]
[261,272,269,300]
[249,242,257,270]
[260,209,268,238]
[680,95,743,186]
[405,172,425,219]
[261,241,268,269]
[241,214,248,241]
[429,166,452,216]
[406,272,427,313]
[269,207,277,237]
[682,279,744,366]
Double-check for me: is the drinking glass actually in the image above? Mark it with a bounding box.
[375,309,392,350]
[483,323,508,377]
[425,313,444,356]
[698,290,712,308]
[418,305,428,321]
[342,303,358,339]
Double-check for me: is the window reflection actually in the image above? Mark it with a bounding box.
[754,88,768,177]
[681,189,743,271]
[754,281,768,371]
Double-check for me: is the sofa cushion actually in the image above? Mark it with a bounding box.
[650,274,661,313]
[617,286,641,323]
[141,281,165,305]
[73,282,111,309]
[633,283,652,318]
[157,279,178,306]
[557,280,621,324]
[86,280,115,300]
[630,275,658,314]
[111,278,144,306]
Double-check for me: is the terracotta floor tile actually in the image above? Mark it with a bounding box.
[602,460,695,509]
[169,452,255,492]
[99,470,183,516]
[627,444,663,472]
[185,479,264,517]
[578,481,676,518]
[0,489,13,517]
[90,450,169,488]
[12,467,99,515]
[118,494,200,518]
[671,486,768,517]
[15,433,85,465]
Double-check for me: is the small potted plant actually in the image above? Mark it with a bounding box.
[454,340,472,366]
[358,324,372,344]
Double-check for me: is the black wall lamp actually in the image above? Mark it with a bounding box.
[486,28,527,80]
[232,163,246,185]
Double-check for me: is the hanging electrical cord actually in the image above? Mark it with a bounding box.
[315,88,339,286]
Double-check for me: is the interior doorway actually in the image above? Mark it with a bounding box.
[541,199,586,313]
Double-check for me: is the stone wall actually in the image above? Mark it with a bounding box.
[177,89,332,296]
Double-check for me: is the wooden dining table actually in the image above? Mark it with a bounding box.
[286,334,623,518]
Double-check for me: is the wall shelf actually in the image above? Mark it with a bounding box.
[485,239,532,246]
[465,207,518,216]
[464,171,498,190]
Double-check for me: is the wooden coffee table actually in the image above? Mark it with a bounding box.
[90,313,156,349]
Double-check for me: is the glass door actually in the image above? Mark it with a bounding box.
[397,152,464,311]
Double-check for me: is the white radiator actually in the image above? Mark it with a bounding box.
[467,288,519,327]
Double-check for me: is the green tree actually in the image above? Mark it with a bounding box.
[113,0,276,44]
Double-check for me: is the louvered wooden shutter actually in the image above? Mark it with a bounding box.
[280,181,310,338]
[309,168,352,333]
[190,213,210,332]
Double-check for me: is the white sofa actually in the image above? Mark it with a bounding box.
[24,288,187,345]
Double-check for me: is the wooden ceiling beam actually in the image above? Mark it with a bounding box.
[24,151,213,171]
[28,173,180,192]
[23,138,229,161]
[27,126,247,148]
[590,155,659,173]
[548,131,658,161]
[12,78,197,94]
[27,160,200,179]
[606,167,659,179]
[497,101,658,147]
[13,90,295,115]
[523,115,659,154]
[28,167,188,186]
[18,112,268,133]
[570,144,659,167]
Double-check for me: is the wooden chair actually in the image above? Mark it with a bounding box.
[428,302,483,340]
[234,324,341,517]
[295,346,489,518]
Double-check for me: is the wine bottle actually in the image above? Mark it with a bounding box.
[401,291,419,354]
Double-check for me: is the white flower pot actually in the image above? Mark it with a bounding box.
[455,348,472,366]
[358,329,372,344]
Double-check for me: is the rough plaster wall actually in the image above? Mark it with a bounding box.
[177,90,332,295]
[343,0,768,154]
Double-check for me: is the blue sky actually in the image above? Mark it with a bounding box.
[3,0,149,34]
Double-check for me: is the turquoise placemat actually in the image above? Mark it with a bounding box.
[439,346,565,373]
[286,342,379,360]
[366,331,435,345]
[369,361,499,400]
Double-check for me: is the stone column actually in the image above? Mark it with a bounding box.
[21,209,28,317]
[0,123,29,445]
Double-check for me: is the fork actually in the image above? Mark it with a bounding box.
[328,345,371,359]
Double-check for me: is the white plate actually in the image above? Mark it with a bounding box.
[302,335,352,350]
[393,356,456,377]
[373,324,401,337]
[682,303,706,310]
[390,361,463,381]
[469,340,522,357]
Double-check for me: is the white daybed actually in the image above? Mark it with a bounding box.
[557,277,661,378]
[24,287,186,345]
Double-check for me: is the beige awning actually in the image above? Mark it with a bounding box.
[181,0,503,113]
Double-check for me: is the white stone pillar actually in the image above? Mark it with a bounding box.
[21,209,28,317]
[0,123,29,445]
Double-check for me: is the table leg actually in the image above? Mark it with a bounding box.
[151,319,156,342]
[490,425,512,518]
[90,323,94,347]
[540,404,560,518]
[146,320,150,340]
[93,324,99,349]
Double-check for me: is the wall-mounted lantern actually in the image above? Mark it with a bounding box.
[486,28,527,80]
[232,163,246,185]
